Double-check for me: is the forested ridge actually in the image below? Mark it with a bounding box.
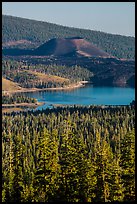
[2,59,93,89]
[2,56,135,89]
[2,105,135,202]
[2,94,37,104]
[2,15,135,59]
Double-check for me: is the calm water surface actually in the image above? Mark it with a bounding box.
[22,85,135,110]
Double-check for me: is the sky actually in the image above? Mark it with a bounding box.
[2,2,135,37]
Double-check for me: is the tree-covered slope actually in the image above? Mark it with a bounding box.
[2,15,135,59]
[2,106,135,202]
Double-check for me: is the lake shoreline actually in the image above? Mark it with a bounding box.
[2,81,90,94]
[2,101,44,108]
[2,101,45,113]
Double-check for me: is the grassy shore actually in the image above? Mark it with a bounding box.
[3,81,89,94]
[2,102,44,113]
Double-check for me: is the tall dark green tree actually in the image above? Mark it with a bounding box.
[34,128,60,202]
[93,132,114,202]
[120,130,135,201]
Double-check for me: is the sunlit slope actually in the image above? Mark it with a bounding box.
[2,77,22,92]
[28,70,70,83]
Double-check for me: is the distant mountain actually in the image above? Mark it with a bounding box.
[2,15,135,59]
[3,37,113,58]
[33,37,113,57]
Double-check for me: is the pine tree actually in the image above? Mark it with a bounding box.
[109,158,124,201]
[120,130,135,201]
[14,134,25,202]
[34,128,60,202]
[2,131,16,202]
[58,130,96,202]
[93,132,114,202]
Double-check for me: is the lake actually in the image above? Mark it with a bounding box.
[22,85,135,110]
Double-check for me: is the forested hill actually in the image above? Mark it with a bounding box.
[2,106,135,202]
[2,15,135,60]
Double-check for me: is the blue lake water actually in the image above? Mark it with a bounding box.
[22,85,135,110]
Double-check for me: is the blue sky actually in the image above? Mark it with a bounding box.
[2,2,135,37]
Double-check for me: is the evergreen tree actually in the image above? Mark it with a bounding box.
[34,128,60,202]
[109,158,124,201]
[93,132,114,202]
[120,130,135,201]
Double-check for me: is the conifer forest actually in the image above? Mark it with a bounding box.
[2,105,135,202]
